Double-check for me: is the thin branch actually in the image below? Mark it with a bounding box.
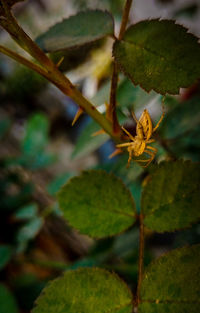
[108,62,121,133]
[0,45,119,141]
[1,0,53,68]
[137,214,145,305]
[0,0,124,141]
[119,0,133,40]
[0,45,49,77]
[109,0,133,134]
[0,0,53,68]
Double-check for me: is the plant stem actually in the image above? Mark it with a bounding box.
[0,1,124,141]
[0,45,49,77]
[109,62,121,133]
[67,85,119,140]
[137,214,145,306]
[119,0,133,40]
[0,45,118,140]
[109,0,133,133]
[0,0,53,68]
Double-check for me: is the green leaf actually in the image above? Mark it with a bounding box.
[20,113,55,169]
[117,78,139,109]
[0,245,12,270]
[139,244,200,313]
[91,80,111,106]
[72,79,133,159]
[113,19,200,95]
[160,96,200,160]
[161,96,200,140]
[5,66,47,102]
[36,10,114,52]
[0,117,11,139]
[71,120,109,160]
[14,203,38,220]
[22,113,49,156]
[0,284,19,313]
[57,170,136,238]
[0,0,25,16]
[32,268,133,313]
[141,160,200,232]
[117,77,159,110]
[47,173,73,196]
[17,218,43,242]
[91,76,158,111]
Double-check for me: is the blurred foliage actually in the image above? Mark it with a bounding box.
[0,245,12,270]
[36,11,114,52]
[161,95,200,160]
[0,115,47,252]
[0,113,53,312]
[2,66,47,103]
[174,3,198,18]
[72,0,126,16]
[0,284,19,313]
[19,113,56,169]
[50,41,103,73]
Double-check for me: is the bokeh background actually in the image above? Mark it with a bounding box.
[0,1,200,312]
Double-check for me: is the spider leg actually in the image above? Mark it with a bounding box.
[127,150,133,168]
[143,149,156,167]
[116,142,133,148]
[121,126,135,141]
[146,139,155,144]
[135,149,156,168]
[144,149,156,157]
[153,108,165,132]
[131,111,138,123]
[146,145,157,152]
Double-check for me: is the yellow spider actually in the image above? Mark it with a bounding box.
[110,108,164,168]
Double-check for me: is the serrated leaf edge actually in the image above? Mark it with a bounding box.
[113,19,200,95]
[57,169,137,239]
[31,267,134,313]
[58,170,136,217]
[141,160,200,233]
[36,10,114,52]
[139,244,200,302]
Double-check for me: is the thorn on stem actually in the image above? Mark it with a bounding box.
[71,108,84,126]
[56,56,64,68]
[91,129,106,137]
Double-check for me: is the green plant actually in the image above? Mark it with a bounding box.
[0,0,200,312]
